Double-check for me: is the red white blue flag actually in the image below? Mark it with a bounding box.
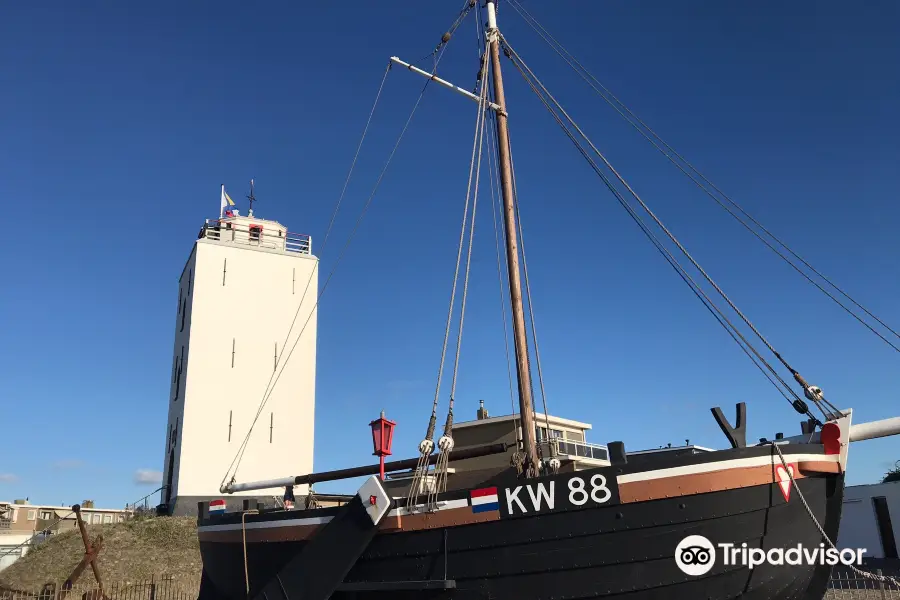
[470,487,499,513]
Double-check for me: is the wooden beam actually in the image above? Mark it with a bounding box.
[58,505,106,600]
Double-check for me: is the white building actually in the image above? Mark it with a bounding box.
[161,208,319,515]
[1,500,133,571]
[837,480,899,559]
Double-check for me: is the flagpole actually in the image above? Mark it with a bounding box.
[220,184,226,219]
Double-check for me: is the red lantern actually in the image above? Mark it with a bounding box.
[370,410,397,480]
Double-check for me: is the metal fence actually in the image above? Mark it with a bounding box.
[826,569,900,599]
[0,576,197,600]
[2,570,897,600]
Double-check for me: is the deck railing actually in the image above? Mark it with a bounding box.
[539,439,610,462]
[201,219,311,255]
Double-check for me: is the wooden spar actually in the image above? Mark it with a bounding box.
[389,57,503,112]
[849,416,900,442]
[224,442,511,493]
[486,0,540,475]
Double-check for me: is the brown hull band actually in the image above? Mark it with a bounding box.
[199,455,839,544]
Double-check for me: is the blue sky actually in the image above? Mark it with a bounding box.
[1,0,898,508]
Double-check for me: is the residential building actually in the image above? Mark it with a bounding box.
[383,400,714,496]
[0,500,133,571]
[837,481,899,559]
[161,206,319,516]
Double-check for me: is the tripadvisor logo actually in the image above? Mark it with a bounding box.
[675,535,716,576]
[674,535,866,576]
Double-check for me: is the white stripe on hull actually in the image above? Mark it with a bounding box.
[200,515,333,533]
[198,449,840,534]
[616,452,838,484]
[198,498,471,533]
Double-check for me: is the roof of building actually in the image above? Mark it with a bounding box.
[0,501,133,513]
[629,445,716,455]
[454,412,592,431]
[844,480,900,491]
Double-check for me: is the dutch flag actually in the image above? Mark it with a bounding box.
[470,487,500,513]
[209,499,227,514]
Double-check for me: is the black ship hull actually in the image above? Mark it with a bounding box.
[197,444,845,599]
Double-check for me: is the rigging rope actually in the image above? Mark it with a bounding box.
[770,442,900,589]
[501,36,844,423]
[501,36,827,425]
[412,47,491,509]
[219,63,392,491]
[506,119,557,469]
[505,0,900,355]
[439,55,491,488]
[478,3,522,449]
[486,99,522,449]
[222,27,466,488]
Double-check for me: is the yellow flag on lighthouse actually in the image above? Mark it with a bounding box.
[220,185,236,218]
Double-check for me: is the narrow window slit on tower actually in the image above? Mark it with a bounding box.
[222,258,227,286]
[178,287,183,312]
[292,268,295,294]
[180,299,186,332]
[270,412,274,443]
[174,346,184,401]
[188,269,192,295]
[231,338,236,368]
[228,410,233,442]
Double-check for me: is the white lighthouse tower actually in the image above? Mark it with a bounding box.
[161,185,318,515]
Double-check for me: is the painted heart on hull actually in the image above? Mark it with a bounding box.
[775,464,795,502]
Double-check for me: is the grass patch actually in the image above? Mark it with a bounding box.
[0,517,201,594]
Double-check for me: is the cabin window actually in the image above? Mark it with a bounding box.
[566,430,584,442]
[40,511,51,520]
[249,226,262,241]
[103,514,112,524]
[26,510,36,521]
[91,514,101,524]
[535,427,564,441]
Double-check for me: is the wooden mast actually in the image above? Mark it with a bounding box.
[485,0,540,475]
